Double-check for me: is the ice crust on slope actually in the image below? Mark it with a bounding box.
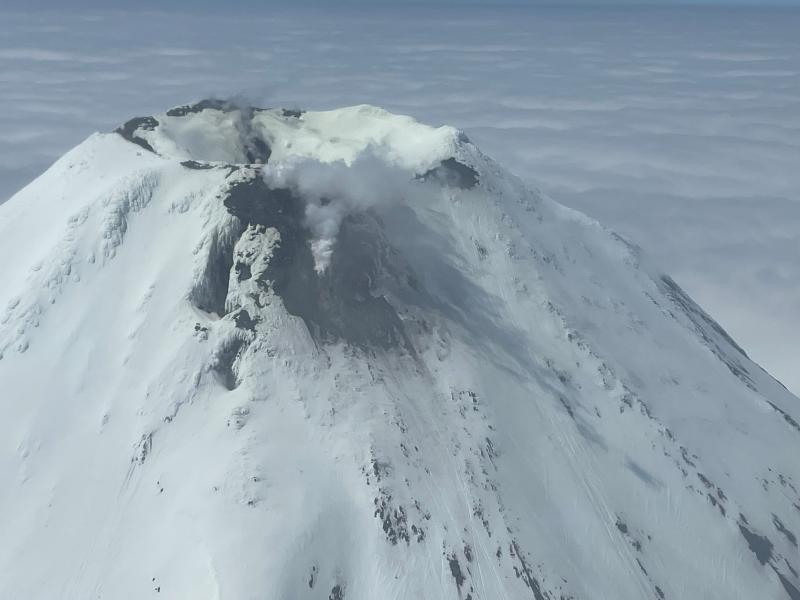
[0,100,799,600]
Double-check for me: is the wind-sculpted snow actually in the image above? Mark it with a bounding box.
[0,102,798,600]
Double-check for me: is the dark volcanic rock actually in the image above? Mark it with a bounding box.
[222,175,412,352]
[115,116,158,153]
[422,157,479,189]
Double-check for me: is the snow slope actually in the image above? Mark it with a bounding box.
[0,101,798,600]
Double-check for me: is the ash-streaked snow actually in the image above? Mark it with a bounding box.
[0,101,798,599]
[1,6,798,397]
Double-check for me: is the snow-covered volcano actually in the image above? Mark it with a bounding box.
[0,100,798,600]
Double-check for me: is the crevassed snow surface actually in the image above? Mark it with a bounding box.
[0,103,799,600]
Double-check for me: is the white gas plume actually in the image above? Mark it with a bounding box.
[262,149,424,273]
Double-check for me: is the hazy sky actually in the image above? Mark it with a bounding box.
[5,0,800,8]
